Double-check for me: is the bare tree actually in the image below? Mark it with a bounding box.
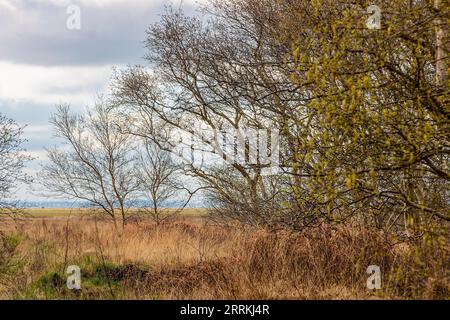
[41,103,139,229]
[136,141,199,225]
[111,3,293,227]
[111,0,449,233]
[0,113,31,214]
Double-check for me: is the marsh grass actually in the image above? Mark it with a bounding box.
[0,216,448,300]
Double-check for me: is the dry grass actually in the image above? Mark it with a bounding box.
[17,208,208,219]
[0,215,448,300]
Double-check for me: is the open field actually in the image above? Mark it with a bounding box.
[0,213,448,300]
[18,208,209,219]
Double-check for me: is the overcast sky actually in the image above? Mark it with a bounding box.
[0,0,200,201]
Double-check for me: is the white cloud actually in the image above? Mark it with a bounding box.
[25,124,51,134]
[0,61,115,105]
[0,0,208,202]
[0,0,17,11]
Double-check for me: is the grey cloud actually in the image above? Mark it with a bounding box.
[0,0,198,66]
[0,0,200,201]
[0,99,65,150]
[0,99,57,124]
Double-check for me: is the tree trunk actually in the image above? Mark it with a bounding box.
[435,0,448,89]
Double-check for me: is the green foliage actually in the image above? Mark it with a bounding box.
[0,233,21,273]
[21,257,128,300]
[277,0,449,231]
[110,0,448,233]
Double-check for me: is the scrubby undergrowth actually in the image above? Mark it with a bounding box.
[0,217,448,300]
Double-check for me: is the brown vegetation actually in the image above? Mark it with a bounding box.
[0,216,448,300]
[0,0,448,301]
